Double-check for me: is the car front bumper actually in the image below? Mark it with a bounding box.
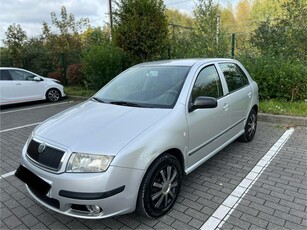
[15,159,144,219]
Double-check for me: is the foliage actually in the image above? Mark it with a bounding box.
[0,48,11,66]
[82,43,130,89]
[66,64,84,86]
[82,26,111,48]
[64,86,96,97]
[250,0,307,62]
[113,0,168,61]
[239,54,307,101]
[192,0,229,57]
[3,23,27,67]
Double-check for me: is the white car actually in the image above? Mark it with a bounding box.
[0,67,65,105]
[15,59,258,219]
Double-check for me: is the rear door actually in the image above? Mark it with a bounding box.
[218,63,252,135]
[186,64,231,168]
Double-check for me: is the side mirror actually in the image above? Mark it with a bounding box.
[33,76,42,81]
[189,96,218,112]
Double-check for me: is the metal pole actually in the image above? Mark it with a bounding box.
[109,0,113,40]
[231,33,235,59]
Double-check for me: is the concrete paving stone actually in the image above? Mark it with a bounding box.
[255,192,280,204]
[2,215,23,229]
[207,188,228,199]
[153,221,175,230]
[0,191,11,202]
[188,218,203,229]
[248,202,274,215]
[0,206,13,219]
[134,215,159,228]
[158,213,175,225]
[285,220,306,230]
[240,213,268,229]
[3,199,20,210]
[258,211,285,227]
[267,222,288,230]
[17,197,36,208]
[236,204,259,217]
[279,199,305,212]
[117,215,141,229]
[171,220,197,230]
[185,208,209,222]
[179,190,198,202]
[168,209,192,224]
[27,205,48,217]
[197,197,219,210]
[181,199,203,211]
[200,206,215,216]
[289,208,307,220]
[101,218,124,229]
[37,212,57,226]
[274,210,302,225]
[212,196,224,204]
[189,182,210,192]
[30,222,48,229]
[264,201,290,213]
[10,190,26,201]
[262,184,285,194]
[250,184,271,195]
[275,182,299,192]
[270,191,294,202]
[66,219,90,229]
[48,221,68,229]
[21,213,40,228]
[225,216,251,230]
[10,205,29,218]
[193,189,214,200]
[285,189,307,200]
[244,194,265,205]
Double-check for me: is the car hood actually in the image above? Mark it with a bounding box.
[34,100,170,155]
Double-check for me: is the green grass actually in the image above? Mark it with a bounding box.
[260,99,307,117]
[65,86,96,97]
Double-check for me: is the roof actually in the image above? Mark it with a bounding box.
[137,58,235,67]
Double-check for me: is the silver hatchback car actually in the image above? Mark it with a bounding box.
[15,59,258,219]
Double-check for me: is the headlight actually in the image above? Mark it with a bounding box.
[66,153,114,173]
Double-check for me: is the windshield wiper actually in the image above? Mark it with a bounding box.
[109,101,145,107]
[91,97,106,103]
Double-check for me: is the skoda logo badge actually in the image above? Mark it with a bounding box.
[38,143,46,154]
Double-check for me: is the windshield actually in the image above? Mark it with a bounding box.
[94,66,191,108]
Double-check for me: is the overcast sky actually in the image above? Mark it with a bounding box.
[0,0,238,45]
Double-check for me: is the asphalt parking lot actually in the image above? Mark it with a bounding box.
[0,99,306,230]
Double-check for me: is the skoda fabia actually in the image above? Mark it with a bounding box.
[16,59,258,219]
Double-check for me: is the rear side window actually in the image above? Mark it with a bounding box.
[0,70,13,80]
[219,63,249,93]
[192,65,223,101]
[9,70,36,81]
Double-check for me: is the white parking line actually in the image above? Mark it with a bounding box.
[201,127,295,230]
[0,101,73,115]
[0,122,41,133]
[0,170,16,180]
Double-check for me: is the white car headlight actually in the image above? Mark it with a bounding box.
[66,153,114,173]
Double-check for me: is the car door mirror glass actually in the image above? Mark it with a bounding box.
[190,96,217,112]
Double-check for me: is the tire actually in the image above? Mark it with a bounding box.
[137,154,182,218]
[46,89,61,102]
[239,108,257,142]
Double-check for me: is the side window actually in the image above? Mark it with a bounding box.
[0,70,13,80]
[9,70,35,81]
[219,63,249,93]
[191,65,223,101]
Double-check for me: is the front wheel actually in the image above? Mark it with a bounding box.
[46,89,61,102]
[137,154,182,218]
[239,108,257,142]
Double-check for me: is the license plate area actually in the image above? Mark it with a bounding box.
[15,165,51,195]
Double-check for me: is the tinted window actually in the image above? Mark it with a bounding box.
[9,70,36,81]
[192,65,223,101]
[219,63,249,93]
[0,70,12,80]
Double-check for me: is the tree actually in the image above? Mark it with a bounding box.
[3,23,27,67]
[113,0,169,61]
[192,0,229,57]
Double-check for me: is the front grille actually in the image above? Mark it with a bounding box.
[27,139,65,171]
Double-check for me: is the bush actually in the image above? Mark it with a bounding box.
[239,54,307,101]
[66,64,84,86]
[82,43,131,89]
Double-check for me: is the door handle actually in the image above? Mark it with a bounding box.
[223,103,229,111]
[15,83,22,85]
[248,92,252,98]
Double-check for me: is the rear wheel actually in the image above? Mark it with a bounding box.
[46,89,61,102]
[137,154,182,218]
[239,108,257,142]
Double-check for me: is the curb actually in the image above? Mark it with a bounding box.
[258,113,307,127]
